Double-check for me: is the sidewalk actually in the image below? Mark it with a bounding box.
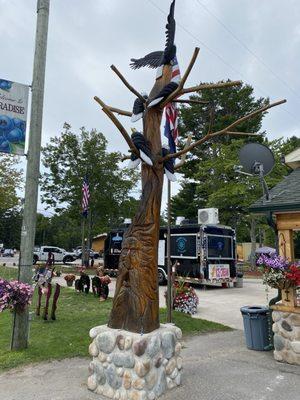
[1,330,299,400]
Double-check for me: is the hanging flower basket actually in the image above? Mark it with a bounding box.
[256,254,300,307]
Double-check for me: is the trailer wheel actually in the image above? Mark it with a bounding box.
[158,269,167,285]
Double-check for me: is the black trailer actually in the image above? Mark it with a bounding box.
[103,222,236,286]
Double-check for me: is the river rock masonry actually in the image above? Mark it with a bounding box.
[88,324,183,400]
[272,310,300,365]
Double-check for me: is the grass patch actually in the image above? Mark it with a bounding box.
[0,265,18,280]
[0,266,231,372]
[58,267,97,276]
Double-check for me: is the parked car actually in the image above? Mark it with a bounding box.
[73,246,99,259]
[33,246,77,265]
[3,248,14,257]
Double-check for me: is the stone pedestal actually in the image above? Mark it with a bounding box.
[272,310,300,365]
[88,324,183,399]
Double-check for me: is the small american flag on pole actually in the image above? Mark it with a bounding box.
[81,176,90,218]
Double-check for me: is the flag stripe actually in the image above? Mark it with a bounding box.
[82,177,90,217]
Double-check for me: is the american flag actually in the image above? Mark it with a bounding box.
[170,56,181,84]
[81,176,90,217]
[164,103,179,154]
[164,57,181,154]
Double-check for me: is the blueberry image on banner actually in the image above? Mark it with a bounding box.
[0,115,14,132]
[13,118,26,132]
[0,79,29,155]
[0,79,12,91]
[7,128,24,143]
[0,140,11,153]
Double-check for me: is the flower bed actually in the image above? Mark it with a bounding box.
[0,279,33,313]
[166,281,199,315]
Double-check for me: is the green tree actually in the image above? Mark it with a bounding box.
[0,154,23,247]
[0,154,22,215]
[41,124,138,243]
[172,83,299,241]
[0,209,22,248]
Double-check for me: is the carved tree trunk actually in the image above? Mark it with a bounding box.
[108,66,172,333]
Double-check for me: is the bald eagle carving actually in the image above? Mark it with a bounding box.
[130,0,176,70]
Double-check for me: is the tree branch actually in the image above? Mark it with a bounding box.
[163,99,286,161]
[209,99,286,138]
[160,47,200,108]
[174,134,193,170]
[173,99,209,105]
[94,96,138,155]
[107,106,132,117]
[181,80,242,96]
[110,65,146,103]
[121,154,132,162]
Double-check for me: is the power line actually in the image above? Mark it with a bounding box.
[195,0,300,102]
[145,0,298,124]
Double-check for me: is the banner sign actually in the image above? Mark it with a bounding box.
[0,78,29,155]
[208,264,230,280]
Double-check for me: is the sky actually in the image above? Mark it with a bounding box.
[1,0,300,217]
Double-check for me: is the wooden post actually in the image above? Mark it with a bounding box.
[11,0,50,350]
[166,179,172,323]
[278,229,295,262]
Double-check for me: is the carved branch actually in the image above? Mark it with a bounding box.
[160,47,200,108]
[181,80,242,96]
[163,99,286,161]
[178,47,200,90]
[111,65,145,103]
[121,154,132,162]
[173,99,209,105]
[108,106,132,117]
[209,99,286,138]
[94,96,138,155]
[174,134,193,170]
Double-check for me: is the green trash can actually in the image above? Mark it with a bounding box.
[240,306,271,351]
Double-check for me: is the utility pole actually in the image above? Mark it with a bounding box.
[11,0,50,350]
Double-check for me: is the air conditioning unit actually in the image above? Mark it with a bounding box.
[175,216,185,225]
[198,208,219,225]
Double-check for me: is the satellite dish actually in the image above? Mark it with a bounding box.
[238,143,275,176]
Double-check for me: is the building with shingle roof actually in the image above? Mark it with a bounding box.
[249,148,300,262]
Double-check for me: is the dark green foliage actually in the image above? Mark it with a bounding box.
[40,124,139,247]
[0,154,22,215]
[0,209,22,249]
[0,154,23,247]
[172,82,300,242]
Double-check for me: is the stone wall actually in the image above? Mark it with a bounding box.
[272,311,300,365]
[88,324,183,399]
